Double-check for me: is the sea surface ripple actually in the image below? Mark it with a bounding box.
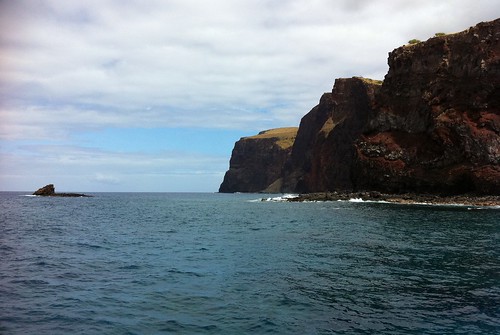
[0,192,499,334]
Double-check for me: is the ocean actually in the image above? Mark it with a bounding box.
[0,192,498,334]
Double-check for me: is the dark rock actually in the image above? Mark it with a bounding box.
[352,18,500,195]
[219,128,298,193]
[287,192,500,207]
[33,184,55,196]
[281,77,381,192]
[33,184,91,197]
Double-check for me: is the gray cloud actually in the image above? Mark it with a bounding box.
[3,1,497,135]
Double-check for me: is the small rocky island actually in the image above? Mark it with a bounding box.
[220,18,500,206]
[33,184,91,197]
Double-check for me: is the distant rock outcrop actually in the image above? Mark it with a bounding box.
[219,128,298,193]
[220,18,500,195]
[33,184,56,196]
[33,184,91,197]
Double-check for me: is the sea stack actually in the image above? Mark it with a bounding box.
[33,184,56,196]
[33,184,91,197]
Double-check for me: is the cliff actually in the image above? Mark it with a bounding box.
[220,18,500,195]
[219,128,298,193]
[353,18,500,194]
[281,77,381,192]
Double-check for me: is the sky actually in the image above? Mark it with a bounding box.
[0,0,498,192]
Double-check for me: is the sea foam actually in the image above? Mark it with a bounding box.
[258,194,299,202]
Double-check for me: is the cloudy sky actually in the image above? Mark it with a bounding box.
[0,0,498,192]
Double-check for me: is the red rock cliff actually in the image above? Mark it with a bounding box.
[220,18,500,195]
[353,19,500,194]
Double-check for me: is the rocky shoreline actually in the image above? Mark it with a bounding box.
[286,192,500,207]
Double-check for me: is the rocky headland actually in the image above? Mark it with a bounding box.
[219,19,500,205]
[219,128,298,193]
[33,184,91,197]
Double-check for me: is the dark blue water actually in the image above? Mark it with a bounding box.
[1,192,499,334]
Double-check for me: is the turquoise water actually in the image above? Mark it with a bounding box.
[0,192,499,334]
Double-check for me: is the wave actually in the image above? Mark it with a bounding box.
[251,194,499,209]
[257,194,299,202]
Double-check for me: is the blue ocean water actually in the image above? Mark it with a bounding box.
[0,192,499,334]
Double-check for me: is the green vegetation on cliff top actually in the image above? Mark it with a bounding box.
[246,127,298,149]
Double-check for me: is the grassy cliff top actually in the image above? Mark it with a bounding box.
[355,77,383,85]
[245,127,298,149]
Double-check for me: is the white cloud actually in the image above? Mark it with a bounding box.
[3,0,497,135]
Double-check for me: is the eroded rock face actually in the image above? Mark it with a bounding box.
[219,128,298,193]
[33,184,56,196]
[281,77,381,193]
[353,18,500,194]
[220,18,500,195]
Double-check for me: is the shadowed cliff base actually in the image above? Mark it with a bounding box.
[220,18,500,196]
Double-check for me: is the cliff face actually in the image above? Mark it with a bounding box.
[219,128,298,193]
[282,78,381,192]
[353,19,500,194]
[220,18,500,195]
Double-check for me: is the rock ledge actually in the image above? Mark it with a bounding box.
[287,192,500,207]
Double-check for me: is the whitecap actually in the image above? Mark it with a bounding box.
[257,194,299,202]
